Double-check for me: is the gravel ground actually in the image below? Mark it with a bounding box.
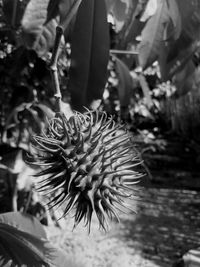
[46,186,200,267]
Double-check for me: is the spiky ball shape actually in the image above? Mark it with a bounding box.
[29,111,142,230]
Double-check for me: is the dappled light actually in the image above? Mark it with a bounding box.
[121,188,200,266]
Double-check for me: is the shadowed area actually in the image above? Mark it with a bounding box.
[118,187,200,267]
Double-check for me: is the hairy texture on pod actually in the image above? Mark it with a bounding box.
[28,111,143,231]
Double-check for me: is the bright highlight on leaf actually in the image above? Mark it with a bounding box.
[28,111,143,231]
[0,212,82,267]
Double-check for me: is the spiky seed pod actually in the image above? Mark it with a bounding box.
[28,110,143,231]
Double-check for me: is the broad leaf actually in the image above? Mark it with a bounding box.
[35,18,58,56]
[115,57,133,107]
[0,212,47,238]
[47,0,82,27]
[139,0,170,69]
[158,0,200,81]
[176,0,200,41]
[58,0,73,23]
[105,0,133,32]
[166,0,181,40]
[21,0,50,39]
[140,0,158,22]
[59,0,83,42]
[116,0,148,67]
[59,0,81,26]
[117,0,144,49]
[132,0,149,20]
[173,61,200,98]
[46,0,59,23]
[159,39,198,81]
[20,0,58,56]
[68,0,110,111]
[0,212,48,267]
[0,212,80,267]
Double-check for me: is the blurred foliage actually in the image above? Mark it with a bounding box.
[105,0,200,141]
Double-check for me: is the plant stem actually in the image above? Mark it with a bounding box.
[60,0,82,30]
[110,49,138,55]
[12,178,18,212]
[49,0,82,112]
[49,26,63,112]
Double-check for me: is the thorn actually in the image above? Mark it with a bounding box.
[103,197,120,222]
[67,172,77,193]
[84,124,92,142]
[87,190,95,211]
[94,109,99,125]
[96,199,109,231]
[33,137,60,153]
[104,132,125,145]
[47,119,62,138]
[64,192,80,216]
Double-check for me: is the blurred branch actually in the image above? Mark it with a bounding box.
[110,49,138,55]
[12,179,18,212]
